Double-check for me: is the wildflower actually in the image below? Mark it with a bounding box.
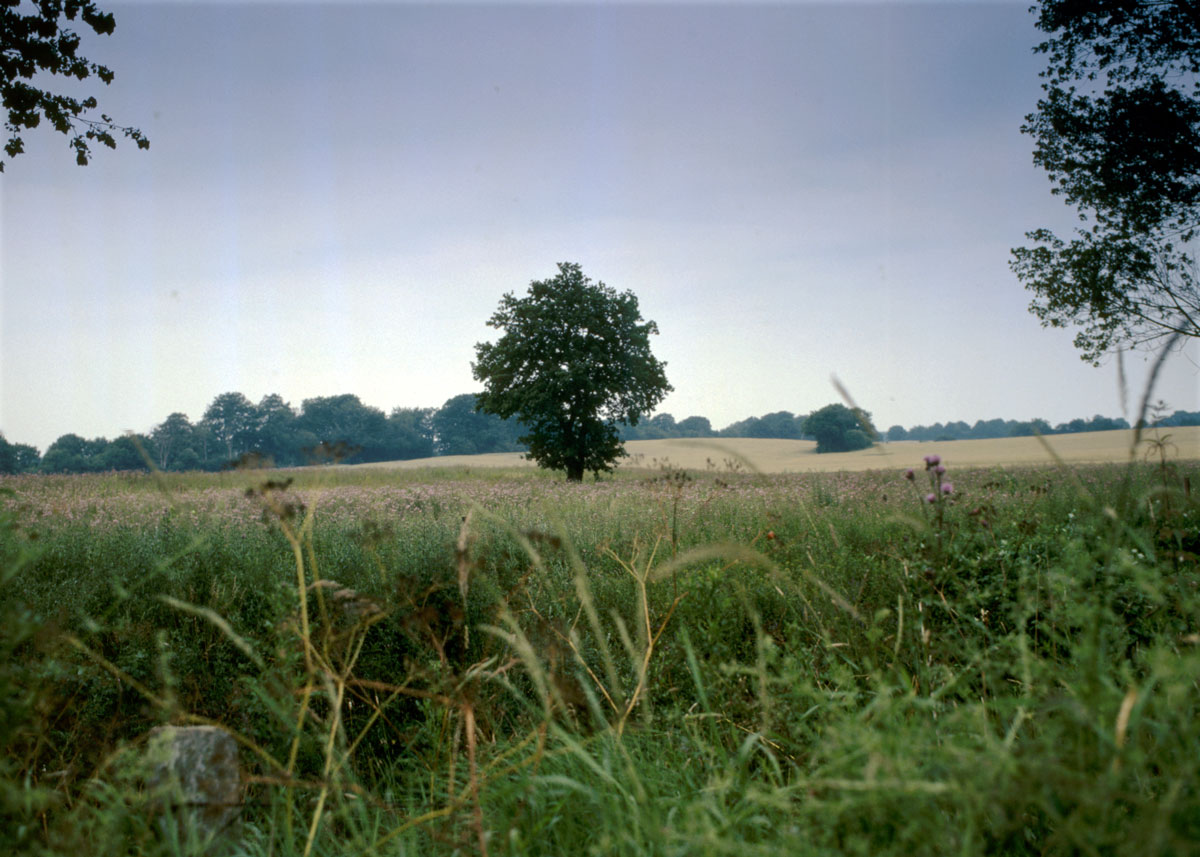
[905,468,915,481]
[941,482,953,495]
[935,465,946,475]
[923,454,940,468]
[925,493,937,503]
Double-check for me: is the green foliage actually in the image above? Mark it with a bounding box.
[1009,418,1053,437]
[0,492,59,855]
[1,0,148,171]
[717,410,810,440]
[473,262,672,481]
[431,393,524,455]
[803,403,877,453]
[150,412,197,471]
[0,434,36,474]
[251,394,300,466]
[387,406,436,460]
[41,433,110,473]
[1011,1,1200,362]
[676,415,715,437]
[622,413,721,440]
[202,392,258,462]
[294,394,382,462]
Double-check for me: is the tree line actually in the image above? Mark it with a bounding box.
[0,392,525,475]
[886,410,1199,443]
[4,398,1192,476]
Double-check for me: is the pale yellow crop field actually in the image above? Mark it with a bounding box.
[362,426,1200,475]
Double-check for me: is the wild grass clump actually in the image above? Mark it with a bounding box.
[0,452,1197,855]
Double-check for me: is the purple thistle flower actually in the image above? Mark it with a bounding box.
[905,468,915,480]
[923,454,940,469]
[941,482,953,495]
[935,465,946,475]
[925,493,937,503]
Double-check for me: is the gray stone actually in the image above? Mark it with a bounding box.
[145,725,242,854]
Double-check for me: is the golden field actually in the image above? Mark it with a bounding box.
[361,425,1200,474]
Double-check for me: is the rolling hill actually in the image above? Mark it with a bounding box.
[358,427,1200,474]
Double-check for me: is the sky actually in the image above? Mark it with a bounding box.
[2,0,1198,454]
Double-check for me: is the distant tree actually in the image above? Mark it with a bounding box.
[886,425,908,441]
[473,262,672,481]
[620,420,661,441]
[718,416,762,438]
[298,394,390,462]
[930,422,968,441]
[432,393,524,456]
[944,420,971,439]
[1,0,148,171]
[755,411,805,439]
[11,442,40,473]
[803,404,877,454]
[676,416,715,438]
[175,447,202,471]
[0,433,38,474]
[253,394,299,465]
[151,412,194,470]
[98,434,151,471]
[1157,409,1200,427]
[0,433,14,474]
[621,412,683,441]
[41,433,92,472]
[1056,417,1089,435]
[648,413,678,436]
[1010,418,1053,438]
[970,418,1011,440]
[203,392,258,461]
[1010,0,1200,363]
[1089,414,1130,431]
[386,407,435,460]
[906,423,939,442]
[191,422,217,469]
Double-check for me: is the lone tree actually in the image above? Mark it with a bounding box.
[2,0,148,171]
[803,403,877,454]
[1010,0,1199,363]
[473,262,672,481]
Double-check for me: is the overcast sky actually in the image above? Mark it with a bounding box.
[2,0,1197,453]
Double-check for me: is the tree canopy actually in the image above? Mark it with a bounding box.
[202,392,257,461]
[2,0,148,171]
[802,404,877,454]
[473,262,672,481]
[1010,0,1199,363]
[431,393,525,456]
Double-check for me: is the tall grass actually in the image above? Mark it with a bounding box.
[0,452,1197,855]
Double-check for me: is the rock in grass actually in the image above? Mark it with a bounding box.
[144,725,242,854]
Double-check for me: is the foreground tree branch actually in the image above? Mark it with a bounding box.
[1,0,148,171]
[1011,0,1199,362]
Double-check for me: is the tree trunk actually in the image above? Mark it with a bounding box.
[566,461,584,482]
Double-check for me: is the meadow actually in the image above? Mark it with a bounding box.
[0,435,1197,855]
